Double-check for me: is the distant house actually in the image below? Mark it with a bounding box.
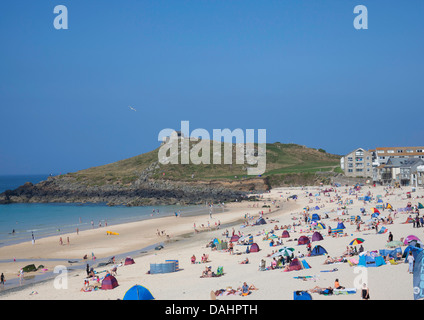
[399,158,424,187]
[340,148,372,178]
[370,146,424,167]
[373,158,424,186]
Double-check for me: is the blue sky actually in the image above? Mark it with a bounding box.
[1,0,423,175]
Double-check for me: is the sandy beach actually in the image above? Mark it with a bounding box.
[1,184,423,300]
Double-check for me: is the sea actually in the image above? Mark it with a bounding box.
[0,174,211,248]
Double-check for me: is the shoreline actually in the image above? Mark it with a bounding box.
[0,197,298,293]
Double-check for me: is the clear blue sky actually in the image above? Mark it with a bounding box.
[1,0,423,175]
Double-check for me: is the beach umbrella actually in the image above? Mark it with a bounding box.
[386,241,404,248]
[278,247,295,257]
[371,208,380,215]
[349,238,365,246]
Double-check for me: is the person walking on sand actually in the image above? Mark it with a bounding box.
[1,273,5,288]
[59,237,63,245]
[408,251,415,274]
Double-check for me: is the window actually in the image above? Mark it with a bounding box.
[417,149,423,153]
[406,150,414,153]
[356,169,363,172]
[348,169,353,173]
[387,150,394,153]
[348,157,353,161]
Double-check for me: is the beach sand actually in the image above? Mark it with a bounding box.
[0,185,422,300]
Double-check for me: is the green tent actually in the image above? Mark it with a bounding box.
[22,264,37,272]
[419,203,424,209]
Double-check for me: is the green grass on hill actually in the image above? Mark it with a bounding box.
[60,141,341,186]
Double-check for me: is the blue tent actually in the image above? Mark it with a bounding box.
[379,247,402,259]
[311,214,320,221]
[364,196,371,202]
[336,222,346,229]
[413,251,424,300]
[358,253,386,267]
[293,291,312,300]
[255,218,267,225]
[123,285,155,300]
[310,245,327,256]
[403,245,423,262]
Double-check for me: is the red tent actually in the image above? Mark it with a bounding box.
[297,236,310,245]
[101,275,119,290]
[249,243,260,252]
[230,235,240,242]
[282,230,290,238]
[125,257,135,265]
[287,258,302,271]
[311,231,324,242]
[402,217,414,224]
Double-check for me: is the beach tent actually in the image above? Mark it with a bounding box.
[249,243,260,253]
[255,218,267,225]
[125,257,135,265]
[386,203,393,210]
[379,247,402,259]
[212,238,221,246]
[336,222,346,230]
[297,236,310,245]
[357,252,386,267]
[294,291,312,300]
[315,222,326,230]
[419,203,424,209]
[404,235,421,246]
[287,258,303,271]
[230,235,240,242]
[281,230,290,238]
[413,251,424,300]
[311,214,320,221]
[310,245,328,256]
[123,285,155,300]
[301,260,311,269]
[408,240,423,248]
[22,264,37,273]
[101,275,119,290]
[402,217,415,224]
[314,206,320,211]
[403,245,423,262]
[364,196,371,202]
[311,231,324,242]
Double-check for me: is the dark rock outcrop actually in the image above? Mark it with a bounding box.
[0,175,269,206]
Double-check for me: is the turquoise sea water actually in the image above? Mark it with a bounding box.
[0,175,209,248]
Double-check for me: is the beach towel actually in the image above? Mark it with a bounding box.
[333,288,357,295]
[320,268,338,273]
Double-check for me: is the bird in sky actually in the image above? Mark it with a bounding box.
[129,106,137,112]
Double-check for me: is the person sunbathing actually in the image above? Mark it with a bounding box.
[239,258,249,264]
[238,282,258,296]
[191,255,196,264]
